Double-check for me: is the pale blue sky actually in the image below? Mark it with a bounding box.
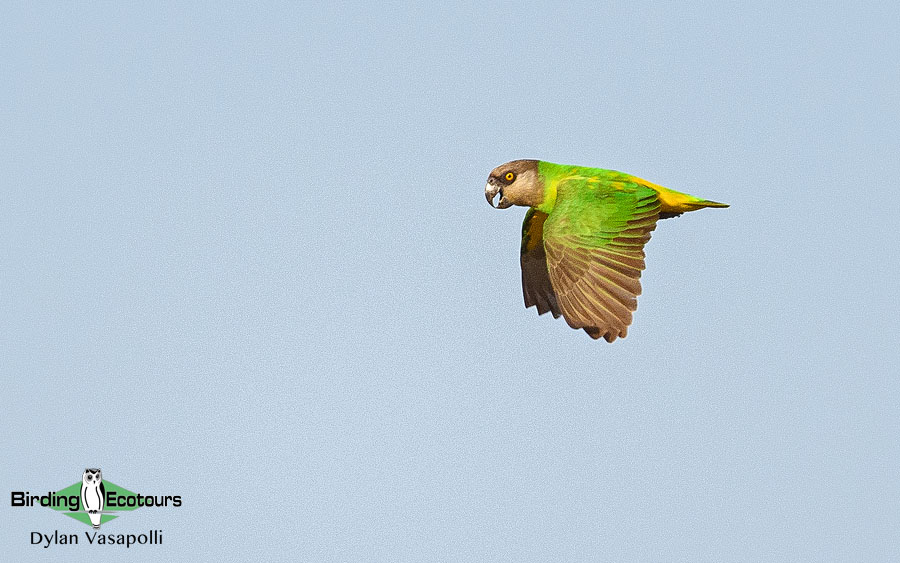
[2,2,899,561]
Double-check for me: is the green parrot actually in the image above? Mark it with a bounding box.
[485,160,728,342]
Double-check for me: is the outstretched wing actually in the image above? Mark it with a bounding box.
[542,176,660,342]
[520,208,561,318]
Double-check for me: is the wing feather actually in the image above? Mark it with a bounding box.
[542,177,661,341]
[519,209,561,318]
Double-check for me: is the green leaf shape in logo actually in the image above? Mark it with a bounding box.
[50,480,140,527]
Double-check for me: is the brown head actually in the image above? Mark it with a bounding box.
[485,160,544,209]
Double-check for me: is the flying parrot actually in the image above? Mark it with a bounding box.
[485,160,728,342]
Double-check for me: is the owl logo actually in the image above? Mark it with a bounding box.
[81,468,105,529]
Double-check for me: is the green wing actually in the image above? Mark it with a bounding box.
[541,175,660,341]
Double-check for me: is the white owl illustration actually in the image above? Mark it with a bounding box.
[81,468,105,529]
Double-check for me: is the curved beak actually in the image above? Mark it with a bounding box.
[485,181,512,209]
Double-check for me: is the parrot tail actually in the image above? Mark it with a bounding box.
[653,184,730,216]
[658,198,729,219]
[694,199,729,208]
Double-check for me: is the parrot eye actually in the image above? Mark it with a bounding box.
[504,172,515,182]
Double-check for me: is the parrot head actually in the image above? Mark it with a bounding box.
[485,160,543,209]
